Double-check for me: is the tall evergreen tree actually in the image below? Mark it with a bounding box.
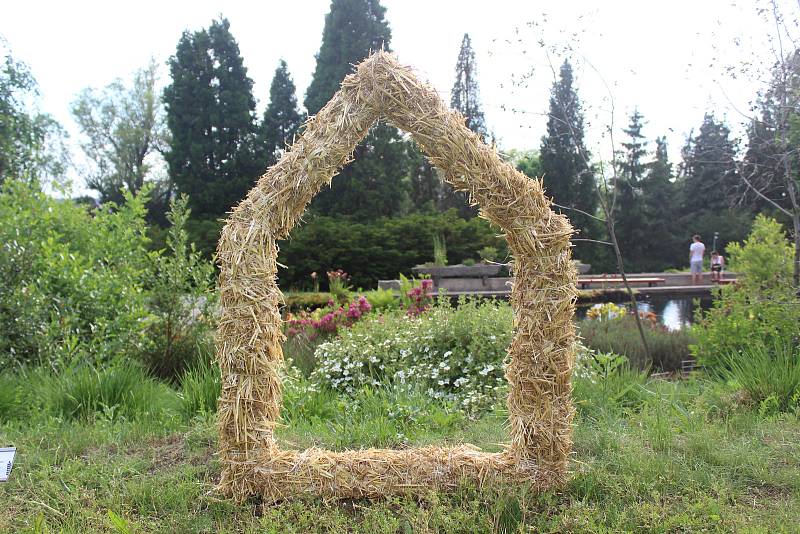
[676,113,751,258]
[613,110,649,267]
[450,33,487,139]
[437,33,488,217]
[680,112,739,214]
[163,18,261,218]
[305,0,391,117]
[640,136,679,270]
[304,0,409,219]
[260,60,304,167]
[539,60,600,262]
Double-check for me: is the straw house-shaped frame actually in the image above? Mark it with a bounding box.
[216,52,577,502]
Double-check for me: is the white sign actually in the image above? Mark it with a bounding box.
[0,448,16,482]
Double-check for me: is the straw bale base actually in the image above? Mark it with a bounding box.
[221,446,564,502]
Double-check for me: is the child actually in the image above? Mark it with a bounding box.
[710,251,725,282]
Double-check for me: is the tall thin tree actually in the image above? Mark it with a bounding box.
[260,60,304,167]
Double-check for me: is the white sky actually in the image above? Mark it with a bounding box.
[1,0,787,193]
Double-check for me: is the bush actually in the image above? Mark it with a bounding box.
[33,364,179,421]
[139,196,216,381]
[0,180,152,368]
[180,358,221,418]
[579,315,693,372]
[276,211,508,289]
[284,292,333,311]
[311,298,512,413]
[362,288,398,312]
[572,349,650,419]
[716,341,800,413]
[692,215,799,368]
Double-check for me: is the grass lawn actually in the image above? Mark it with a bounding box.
[2,379,799,533]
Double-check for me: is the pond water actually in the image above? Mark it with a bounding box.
[576,295,713,331]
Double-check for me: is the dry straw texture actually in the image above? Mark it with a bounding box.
[216,51,577,502]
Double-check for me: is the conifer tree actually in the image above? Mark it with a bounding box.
[641,136,679,270]
[539,60,600,262]
[304,0,408,219]
[680,112,739,214]
[260,60,304,167]
[450,33,487,139]
[437,33,489,217]
[613,110,649,267]
[163,18,261,218]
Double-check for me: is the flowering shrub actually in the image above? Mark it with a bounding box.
[327,269,351,303]
[311,298,513,413]
[399,275,434,316]
[585,302,627,321]
[286,295,372,340]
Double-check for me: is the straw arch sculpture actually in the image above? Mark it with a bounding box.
[216,51,577,502]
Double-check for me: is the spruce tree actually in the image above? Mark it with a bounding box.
[613,110,649,268]
[260,60,304,167]
[163,18,261,218]
[676,113,751,259]
[438,33,488,217]
[680,112,739,214]
[539,60,600,263]
[641,136,679,270]
[304,0,408,219]
[450,33,487,139]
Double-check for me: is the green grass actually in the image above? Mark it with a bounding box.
[2,378,799,533]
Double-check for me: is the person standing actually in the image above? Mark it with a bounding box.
[689,234,706,285]
[710,251,725,283]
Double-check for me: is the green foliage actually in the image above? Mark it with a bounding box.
[180,357,221,418]
[716,341,800,413]
[638,136,682,271]
[572,350,650,419]
[164,18,262,218]
[443,33,485,217]
[540,60,601,265]
[0,45,69,185]
[284,291,334,311]
[614,110,650,266]
[304,0,391,117]
[71,59,168,205]
[260,60,305,167]
[362,288,397,311]
[513,149,543,179]
[0,180,152,368]
[140,196,216,381]
[311,298,513,412]
[478,245,499,263]
[692,215,798,367]
[432,233,447,266]
[277,211,507,289]
[579,316,693,372]
[32,364,179,421]
[304,1,409,219]
[727,214,794,284]
[450,33,487,140]
[680,112,740,214]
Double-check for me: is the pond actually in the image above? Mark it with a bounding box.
[576,295,712,331]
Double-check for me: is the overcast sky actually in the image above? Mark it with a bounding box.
[2,0,787,192]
